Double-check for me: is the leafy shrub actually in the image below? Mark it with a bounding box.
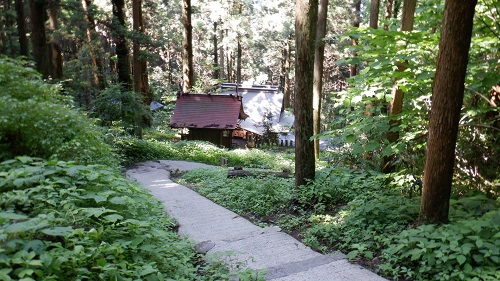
[117,137,294,170]
[379,196,500,281]
[303,192,420,256]
[0,57,117,167]
[0,157,199,280]
[179,168,294,218]
[0,157,253,281]
[298,168,388,212]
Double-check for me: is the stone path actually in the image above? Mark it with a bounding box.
[126,160,388,281]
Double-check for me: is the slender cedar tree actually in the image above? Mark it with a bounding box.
[15,0,28,56]
[420,0,478,224]
[28,0,49,77]
[313,0,328,161]
[295,0,318,187]
[112,0,132,88]
[182,0,194,93]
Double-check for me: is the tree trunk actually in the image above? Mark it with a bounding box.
[382,0,417,173]
[213,21,219,79]
[112,0,132,88]
[82,0,105,89]
[48,5,63,79]
[295,0,318,187]
[370,0,380,29]
[420,0,477,224]
[313,0,328,161]
[219,27,225,80]
[132,0,150,137]
[236,38,242,84]
[383,0,393,30]
[283,38,292,109]
[29,0,49,77]
[15,0,28,56]
[350,0,361,77]
[182,0,194,93]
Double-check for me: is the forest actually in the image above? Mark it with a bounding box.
[0,0,499,280]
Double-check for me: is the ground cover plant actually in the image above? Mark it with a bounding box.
[0,157,262,281]
[116,137,294,170]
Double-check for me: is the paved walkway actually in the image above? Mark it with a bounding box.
[126,161,388,281]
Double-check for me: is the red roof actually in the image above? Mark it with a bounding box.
[170,94,244,129]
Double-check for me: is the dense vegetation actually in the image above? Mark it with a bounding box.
[0,59,262,281]
[1,0,499,280]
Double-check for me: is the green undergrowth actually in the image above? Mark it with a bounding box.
[179,166,500,281]
[116,137,294,170]
[0,157,262,281]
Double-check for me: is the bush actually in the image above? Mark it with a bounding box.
[179,168,294,219]
[0,157,199,280]
[116,137,294,170]
[0,57,117,167]
[379,195,500,281]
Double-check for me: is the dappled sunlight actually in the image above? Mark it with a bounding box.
[150,180,177,189]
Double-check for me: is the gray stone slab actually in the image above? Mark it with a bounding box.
[269,259,387,281]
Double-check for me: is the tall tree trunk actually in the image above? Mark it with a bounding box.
[182,0,194,93]
[112,0,132,88]
[313,0,328,161]
[283,38,292,109]
[382,0,417,173]
[236,38,241,84]
[28,0,49,77]
[132,0,150,137]
[350,0,361,77]
[213,21,219,79]
[383,0,393,30]
[219,27,225,80]
[82,0,105,89]
[420,0,477,224]
[3,0,15,56]
[295,0,318,187]
[15,0,28,56]
[370,0,380,29]
[48,5,62,79]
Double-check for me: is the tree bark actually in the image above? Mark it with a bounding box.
[213,21,219,79]
[295,0,318,187]
[313,0,328,161]
[420,0,477,224]
[283,38,292,108]
[219,27,225,80]
[29,0,49,77]
[82,0,105,89]
[132,0,150,137]
[182,0,194,93]
[236,38,242,84]
[48,5,63,79]
[350,0,361,77]
[15,0,28,56]
[112,0,132,88]
[370,0,380,29]
[383,0,393,30]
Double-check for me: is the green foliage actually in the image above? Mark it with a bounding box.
[0,157,190,280]
[91,84,150,134]
[379,196,500,281]
[0,57,117,166]
[116,137,294,169]
[179,168,294,219]
[303,192,420,256]
[297,168,387,212]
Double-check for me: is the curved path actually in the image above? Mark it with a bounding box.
[126,160,388,281]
